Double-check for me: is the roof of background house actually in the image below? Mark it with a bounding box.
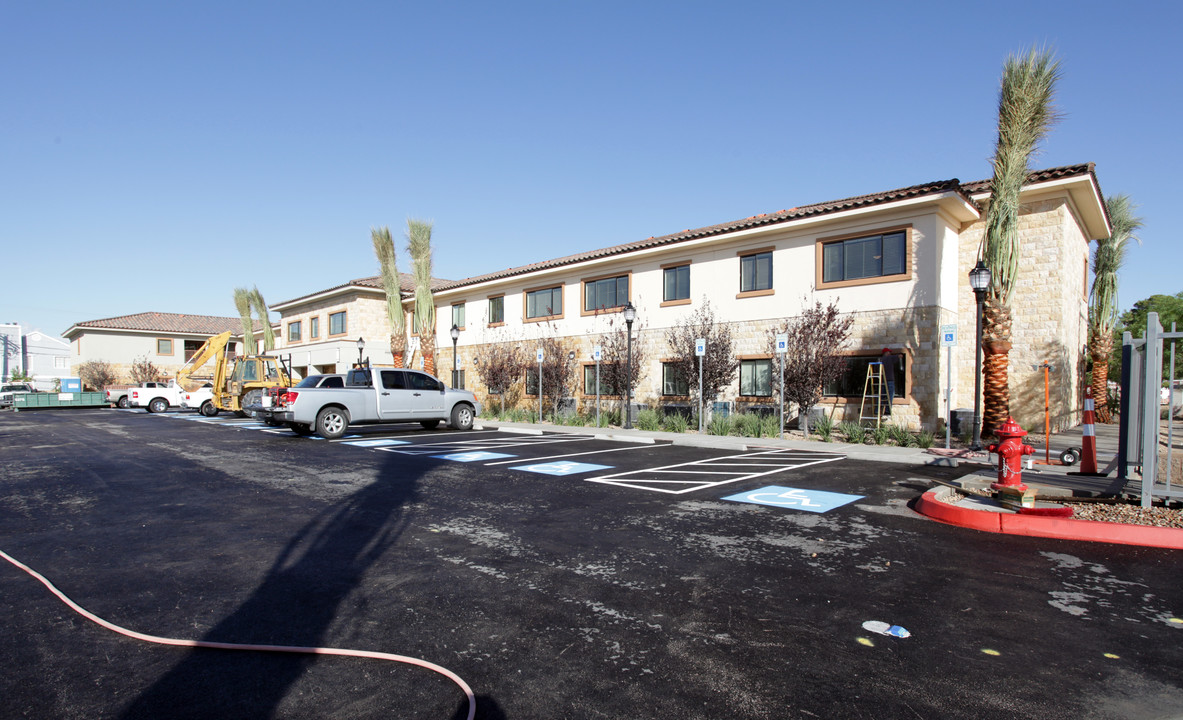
[63,312,265,338]
[273,271,453,309]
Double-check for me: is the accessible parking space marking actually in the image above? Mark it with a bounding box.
[586,448,844,494]
[510,461,613,476]
[435,451,516,462]
[722,485,863,513]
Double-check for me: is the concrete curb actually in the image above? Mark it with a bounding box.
[915,486,1183,550]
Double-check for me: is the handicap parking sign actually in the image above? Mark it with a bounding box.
[511,461,612,476]
[722,485,863,513]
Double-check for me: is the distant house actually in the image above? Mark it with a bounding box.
[63,312,267,385]
[1,322,71,391]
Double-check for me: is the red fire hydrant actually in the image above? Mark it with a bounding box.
[987,417,1035,492]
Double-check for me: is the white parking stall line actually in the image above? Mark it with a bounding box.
[586,449,844,495]
[381,434,596,456]
[482,442,655,466]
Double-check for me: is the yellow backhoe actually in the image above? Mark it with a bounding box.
[174,331,292,417]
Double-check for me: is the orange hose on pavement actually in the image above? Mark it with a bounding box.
[0,549,476,720]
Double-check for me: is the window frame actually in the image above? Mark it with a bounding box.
[452,302,466,331]
[815,225,912,290]
[738,356,774,398]
[309,316,320,339]
[328,311,347,337]
[580,272,631,316]
[287,320,302,343]
[156,338,174,356]
[582,364,617,397]
[487,294,505,327]
[661,261,691,307]
[524,284,564,323]
[661,361,689,397]
[737,248,775,298]
[822,351,909,401]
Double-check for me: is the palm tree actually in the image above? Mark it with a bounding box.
[1088,194,1142,422]
[979,47,1062,436]
[371,226,408,368]
[233,287,257,356]
[248,286,275,351]
[407,219,436,376]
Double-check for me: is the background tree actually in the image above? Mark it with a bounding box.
[664,299,738,418]
[979,46,1062,436]
[1088,194,1142,421]
[532,332,577,419]
[407,219,437,376]
[770,299,853,437]
[248,286,275,351]
[233,287,257,356]
[474,341,526,415]
[129,355,162,384]
[595,315,647,414]
[372,225,408,368]
[78,360,117,390]
[1114,292,1183,385]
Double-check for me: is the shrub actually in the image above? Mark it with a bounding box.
[78,360,118,391]
[732,413,762,437]
[837,421,864,444]
[887,424,914,447]
[708,414,735,436]
[916,431,935,449]
[636,408,662,431]
[872,425,891,446]
[812,414,834,442]
[662,413,689,434]
[759,413,782,438]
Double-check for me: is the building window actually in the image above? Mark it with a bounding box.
[288,321,302,343]
[662,362,689,396]
[54,356,67,370]
[583,274,629,313]
[525,367,540,395]
[184,340,202,361]
[819,228,909,286]
[740,251,773,294]
[488,295,504,325]
[156,339,173,355]
[739,358,773,397]
[824,354,906,398]
[329,311,347,336]
[526,286,563,321]
[451,369,465,389]
[452,303,466,330]
[663,264,690,303]
[583,366,614,396]
[310,317,320,339]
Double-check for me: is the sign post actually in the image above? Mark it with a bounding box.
[592,345,602,428]
[940,324,957,449]
[536,348,544,422]
[695,338,706,433]
[775,333,788,438]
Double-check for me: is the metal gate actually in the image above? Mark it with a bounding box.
[1119,311,1183,507]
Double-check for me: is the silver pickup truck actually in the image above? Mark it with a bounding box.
[269,367,481,439]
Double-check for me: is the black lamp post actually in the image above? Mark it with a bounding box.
[969,260,992,451]
[622,301,636,429]
[356,337,365,367]
[450,324,460,387]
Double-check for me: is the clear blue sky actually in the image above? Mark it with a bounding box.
[3,1,1178,337]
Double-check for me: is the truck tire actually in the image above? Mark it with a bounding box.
[117,396,129,409]
[288,422,314,436]
[450,403,475,431]
[200,400,219,417]
[237,389,263,418]
[316,406,349,439]
[148,397,168,414]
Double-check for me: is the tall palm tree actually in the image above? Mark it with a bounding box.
[371,226,408,368]
[407,219,437,376]
[248,286,275,351]
[233,287,257,356]
[1088,194,1142,422]
[979,47,1062,436]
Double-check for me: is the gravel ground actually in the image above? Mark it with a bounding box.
[940,488,1183,529]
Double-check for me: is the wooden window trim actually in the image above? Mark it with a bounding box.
[815,225,913,290]
[523,284,565,324]
[736,288,775,299]
[737,247,775,297]
[309,316,320,340]
[155,338,174,356]
[580,363,621,399]
[451,302,467,332]
[327,310,348,339]
[580,271,632,317]
[661,261,692,305]
[660,298,693,308]
[738,356,774,399]
[287,321,303,345]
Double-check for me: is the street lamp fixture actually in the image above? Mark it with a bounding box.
[450,324,460,387]
[623,301,636,429]
[356,337,366,367]
[969,261,992,451]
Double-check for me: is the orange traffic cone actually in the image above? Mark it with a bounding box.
[1080,387,1098,474]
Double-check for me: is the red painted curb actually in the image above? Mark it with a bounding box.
[915,490,1183,550]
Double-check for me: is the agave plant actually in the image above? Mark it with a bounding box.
[1088,195,1142,422]
[372,226,408,368]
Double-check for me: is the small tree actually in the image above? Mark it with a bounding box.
[532,332,577,419]
[9,367,33,383]
[474,341,526,415]
[78,360,118,391]
[664,299,739,417]
[596,316,647,414]
[129,355,162,384]
[772,299,853,438]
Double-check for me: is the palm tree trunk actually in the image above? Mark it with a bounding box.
[1090,333,1113,423]
[982,296,1012,437]
[421,333,436,377]
[390,333,405,369]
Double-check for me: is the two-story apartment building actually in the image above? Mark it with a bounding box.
[273,163,1108,432]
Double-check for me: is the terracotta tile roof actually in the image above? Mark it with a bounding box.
[275,272,452,308]
[69,312,262,335]
[438,163,1098,292]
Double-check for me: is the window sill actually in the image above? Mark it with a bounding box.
[524,315,564,324]
[660,298,692,308]
[816,272,910,290]
[736,289,774,299]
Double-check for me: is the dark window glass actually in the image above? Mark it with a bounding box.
[322,376,344,388]
[527,287,562,319]
[329,311,346,335]
[452,303,465,329]
[489,296,504,324]
[381,370,407,390]
[408,372,441,391]
[822,231,907,283]
[451,369,465,389]
[662,363,688,396]
[739,359,773,396]
[740,252,773,293]
[583,366,613,395]
[584,275,629,312]
[288,321,301,342]
[824,355,906,397]
[525,367,539,395]
[663,265,690,302]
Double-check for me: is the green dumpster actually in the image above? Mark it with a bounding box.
[14,392,109,410]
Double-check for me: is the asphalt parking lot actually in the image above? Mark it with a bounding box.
[2,409,1181,719]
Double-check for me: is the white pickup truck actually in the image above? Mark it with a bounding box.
[0,382,37,408]
[127,380,187,413]
[269,367,481,439]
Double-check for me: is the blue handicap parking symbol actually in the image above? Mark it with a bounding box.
[722,485,863,513]
[344,438,411,447]
[436,451,516,462]
[511,461,612,476]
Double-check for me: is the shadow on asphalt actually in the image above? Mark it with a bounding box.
[119,451,420,719]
